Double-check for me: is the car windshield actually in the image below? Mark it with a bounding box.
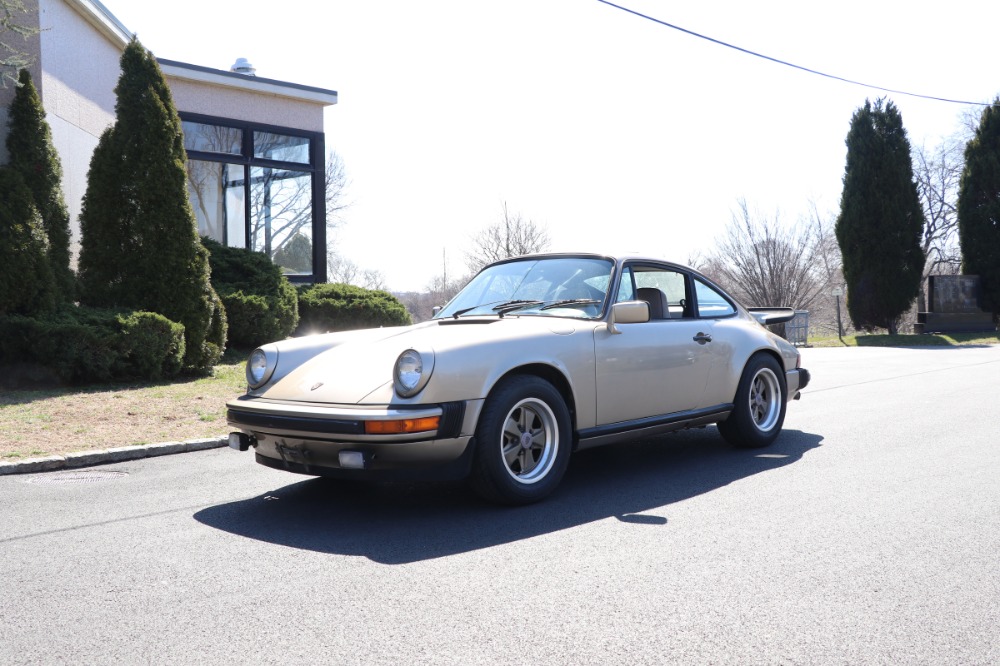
[435,257,614,320]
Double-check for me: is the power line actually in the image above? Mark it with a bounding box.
[596,0,991,106]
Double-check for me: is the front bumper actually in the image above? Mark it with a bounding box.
[226,397,479,480]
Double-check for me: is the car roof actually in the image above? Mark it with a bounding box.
[491,252,695,272]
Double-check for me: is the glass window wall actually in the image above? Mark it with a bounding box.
[186,161,246,246]
[254,131,310,164]
[249,167,313,276]
[181,115,322,280]
[182,121,242,155]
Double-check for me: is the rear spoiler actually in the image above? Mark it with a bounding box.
[748,307,796,325]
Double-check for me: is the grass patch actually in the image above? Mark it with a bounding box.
[809,332,999,348]
[0,349,251,460]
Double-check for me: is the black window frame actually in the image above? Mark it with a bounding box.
[180,112,327,283]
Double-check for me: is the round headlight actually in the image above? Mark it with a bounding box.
[247,348,271,388]
[395,350,423,395]
[394,349,434,397]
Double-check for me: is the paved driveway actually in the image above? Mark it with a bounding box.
[2,345,998,665]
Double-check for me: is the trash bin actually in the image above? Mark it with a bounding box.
[785,310,809,346]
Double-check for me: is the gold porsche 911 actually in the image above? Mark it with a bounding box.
[227,253,810,504]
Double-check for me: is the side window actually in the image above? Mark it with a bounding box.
[616,267,635,302]
[634,269,685,303]
[695,279,736,317]
[631,266,689,319]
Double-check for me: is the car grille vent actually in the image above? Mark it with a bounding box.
[438,402,466,438]
[436,319,497,325]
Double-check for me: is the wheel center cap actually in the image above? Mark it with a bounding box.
[519,432,533,449]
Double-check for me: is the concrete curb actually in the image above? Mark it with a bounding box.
[0,436,229,476]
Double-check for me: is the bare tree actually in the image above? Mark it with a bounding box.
[324,149,350,234]
[327,253,386,290]
[322,150,384,285]
[466,202,550,273]
[702,199,838,313]
[397,273,471,323]
[1,0,35,88]
[245,148,350,266]
[912,137,964,310]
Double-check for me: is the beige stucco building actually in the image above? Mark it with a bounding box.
[1,0,338,281]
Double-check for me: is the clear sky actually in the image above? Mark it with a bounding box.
[101,0,999,293]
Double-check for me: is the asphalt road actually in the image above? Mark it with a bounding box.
[2,345,999,665]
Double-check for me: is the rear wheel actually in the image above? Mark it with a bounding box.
[470,376,571,505]
[718,354,787,448]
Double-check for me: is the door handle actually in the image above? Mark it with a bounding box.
[693,332,712,344]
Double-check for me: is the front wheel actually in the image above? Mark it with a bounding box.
[718,354,787,449]
[470,376,572,505]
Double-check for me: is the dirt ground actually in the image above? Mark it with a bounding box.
[0,365,246,460]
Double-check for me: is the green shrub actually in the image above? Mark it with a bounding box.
[203,237,299,348]
[297,283,412,333]
[0,307,185,385]
[0,167,56,316]
[116,311,186,379]
[76,40,223,373]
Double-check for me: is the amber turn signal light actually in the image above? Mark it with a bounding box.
[364,416,440,434]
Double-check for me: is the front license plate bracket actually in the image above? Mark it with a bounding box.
[275,440,312,474]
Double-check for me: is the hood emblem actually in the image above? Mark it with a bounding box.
[310,382,324,391]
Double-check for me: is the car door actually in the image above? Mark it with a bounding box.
[593,264,716,425]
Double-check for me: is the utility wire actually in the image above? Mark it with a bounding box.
[596,0,991,106]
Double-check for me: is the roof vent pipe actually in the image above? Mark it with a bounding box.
[230,57,256,76]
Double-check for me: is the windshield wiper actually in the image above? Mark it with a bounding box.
[451,305,483,319]
[493,299,544,316]
[538,299,600,310]
[448,299,540,319]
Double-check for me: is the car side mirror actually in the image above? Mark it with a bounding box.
[608,300,649,334]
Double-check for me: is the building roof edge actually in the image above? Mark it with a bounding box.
[158,58,338,106]
[63,0,134,48]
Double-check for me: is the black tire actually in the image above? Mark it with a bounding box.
[470,375,572,505]
[718,354,787,449]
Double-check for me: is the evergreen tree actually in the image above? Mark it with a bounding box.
[77,39,225,371]
[0,166,55,315]
[6,69,75,300]
[835,99,926,334]
[957,100,1000,320]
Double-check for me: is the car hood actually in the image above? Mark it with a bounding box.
[259,316,584,405]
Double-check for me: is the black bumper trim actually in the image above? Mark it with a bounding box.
[227,408,365,435]
[228,401,467,438]
[795,368,811,391]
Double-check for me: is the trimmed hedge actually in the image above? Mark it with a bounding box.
[296,283,412,333]
[0,307,185,385]
[203,237,299,348]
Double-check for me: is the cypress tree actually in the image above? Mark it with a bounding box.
[6,68,75,301]
[835,99,926,334]
[957,100,1000,320]
[0,166,55,316]
[78,39,226,371]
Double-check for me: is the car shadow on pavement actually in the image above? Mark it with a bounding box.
[194,428,822,564]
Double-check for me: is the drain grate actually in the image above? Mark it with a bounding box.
[27,470,129,484]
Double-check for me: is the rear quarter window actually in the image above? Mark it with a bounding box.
[695,279,736,317]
